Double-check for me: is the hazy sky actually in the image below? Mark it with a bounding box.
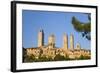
[22,10,91,49]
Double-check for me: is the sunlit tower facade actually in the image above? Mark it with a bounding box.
[38,29,44,47]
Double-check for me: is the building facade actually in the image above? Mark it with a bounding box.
[25,29,91,60]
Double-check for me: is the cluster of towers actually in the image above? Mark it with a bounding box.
[38,29,77,50]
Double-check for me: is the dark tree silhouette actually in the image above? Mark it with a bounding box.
[72,14,91,40]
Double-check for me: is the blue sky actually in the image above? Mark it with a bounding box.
[22,10,91,49]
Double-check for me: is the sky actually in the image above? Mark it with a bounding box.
[22,10,91,50]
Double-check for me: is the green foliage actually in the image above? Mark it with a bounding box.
[23,54,91,62]
[78,55,90,60]
[65,55,71,60]
[72,14,91,40]
[24,55,35,62]
[54,54,65,61]
[72,16,84,32]
[38,56,51,62]
[79,55,84,60]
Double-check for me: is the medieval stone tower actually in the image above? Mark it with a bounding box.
[38,29,44,47]
[63,33,68,50]
[70,34,74,49]
[48,34,55,49]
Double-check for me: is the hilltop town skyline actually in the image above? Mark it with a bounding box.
[23,29,91,62]
[22,10,90,49]
[23,29,82,50]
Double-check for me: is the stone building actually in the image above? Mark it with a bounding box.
[70,34,74,50]
[48,34,55,49]
[25,29,91,60]
[38,29,44,47]
[63,33,68,50]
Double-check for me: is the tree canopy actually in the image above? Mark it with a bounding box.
[72,14,91,40]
